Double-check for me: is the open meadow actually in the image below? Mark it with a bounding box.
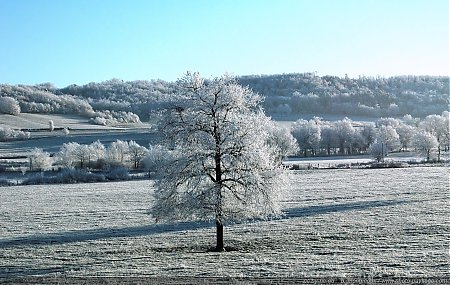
[0,113,154,157]
[0,166,447,278]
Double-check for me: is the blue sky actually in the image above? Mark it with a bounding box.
[0,0,448,87]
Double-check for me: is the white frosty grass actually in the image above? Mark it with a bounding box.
[0,113,154,160]
[0,114,100,130]
[0,167,448,278]
[0,113,149,130]
[284,152,432,169]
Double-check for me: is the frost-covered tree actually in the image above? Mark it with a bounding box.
[0,127,30,141]
[375,125,401,155]
[376,117,401,128]
[419,114,449,161]
[368,140,383,162]
[73,144,91,169]
[360,124,377,150]
[128,140,148,169]
[62,127,70,136]
[266,123,298,162]
[291,119,321,156]
[0,96,21,115]
[151,72,290,251]
[57,142,89,168]
[402,114,420,127]
[351,131,368,154]
[48,120,54,132]
[395,123,416,151]
[57,142,77,168]
[412,131,439,162]
[142,144,172,175]
[89,140,106,168]
[29,148,52,171]
[320,123,338,155]
[107,140,130,167]
[334,118,355,155]
[441,111,450,152]
[56,141,108,169]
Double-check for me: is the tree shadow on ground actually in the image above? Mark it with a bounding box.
[0,199,408,250]
[283,199,409,219]
[0,220,213,249]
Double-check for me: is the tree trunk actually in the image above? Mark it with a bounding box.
[216,219,224,251]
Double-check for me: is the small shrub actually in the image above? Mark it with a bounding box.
[106,167,130,181]
[23,169,106,185]
[53,169,106,183]
[23,173,48,185]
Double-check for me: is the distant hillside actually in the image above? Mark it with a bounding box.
[238,73,449,118]
[0,74,448,124]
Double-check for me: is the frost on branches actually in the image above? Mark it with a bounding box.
[150,72,291,251]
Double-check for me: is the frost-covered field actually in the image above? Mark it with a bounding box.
[0,113,153,156]
[0,167,448,278]
[0,113,116,131]
[284,152,429,169]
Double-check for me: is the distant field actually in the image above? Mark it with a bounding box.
[1,112,376,131]
[0,113,116,130]
[0,113,154,156]
[0,167,447,278]
[0,129,155,156]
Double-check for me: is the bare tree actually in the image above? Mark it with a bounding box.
[150,72,290,251]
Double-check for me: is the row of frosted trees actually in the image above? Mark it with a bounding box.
[29,140,150,171]
[27,111,449,171]
[291,112,449,162]
[28,127,297,173]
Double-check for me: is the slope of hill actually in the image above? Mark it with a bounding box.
[0,74,448,124]
[238,73,448,118]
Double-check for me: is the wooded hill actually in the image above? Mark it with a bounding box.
[0,74,448,124]
[238,73,448,118]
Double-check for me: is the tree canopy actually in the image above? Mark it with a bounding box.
[150,72,291,251]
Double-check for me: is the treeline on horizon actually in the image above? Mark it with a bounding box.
[0,73,448,124]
